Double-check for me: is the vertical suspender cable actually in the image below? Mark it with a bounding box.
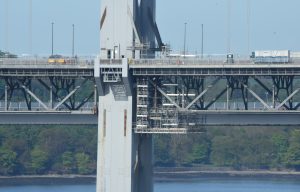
[201,24,204,59]
[227,0,231,54]
[5,0,9,51]
[247,0,251,55]
[29,0,33,54]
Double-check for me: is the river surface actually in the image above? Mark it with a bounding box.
[1,178,300,192]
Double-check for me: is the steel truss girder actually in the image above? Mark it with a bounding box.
[226,76,249,110]
[254,77,297,110]
[185,77,220,110]
[149,79,181,109]
[0,77,96,112]
[152,76,210,110]
[4,77,33,110]
[38,79,72,110]
[132,67,300,76]
[241,83,271,109]
[276,88,300,110]
[135,74,300,132]
[272,76,294,109]
[181,76,205,110]
[21,84,49,110]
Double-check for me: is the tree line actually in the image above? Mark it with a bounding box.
[155,127,300,171]
[0,126,97,175]
[0,126,299,176]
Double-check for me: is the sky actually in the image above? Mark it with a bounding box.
[1,0,300,56]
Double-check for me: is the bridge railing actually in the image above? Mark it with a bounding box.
[131,57,300,66]
[131,57,252,66]
[99,59,123,65]
[0,58,94,68]
[0,101,96,112]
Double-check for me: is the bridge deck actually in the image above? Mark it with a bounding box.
[6,58,295,77]
[0,111,97,125]
[0,111,298,128]
[130,59,300,76]
[130,59,300,69]
[0,58,94,77]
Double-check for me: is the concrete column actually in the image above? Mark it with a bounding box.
[98,0,156,189]
[4,85,8,111]
[94,85,97,108]
[134,135,153,192]
[226,84,229,110]
[272,85,275,108]
[96,86,153,192]
[49,86,53,109]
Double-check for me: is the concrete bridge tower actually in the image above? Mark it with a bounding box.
[96,0,157,192]
[99,0,156,59]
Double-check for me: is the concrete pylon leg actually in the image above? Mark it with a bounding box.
[96,86,153,192]
[134,135,153,192]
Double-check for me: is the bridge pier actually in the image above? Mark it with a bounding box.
[96,59,153,192]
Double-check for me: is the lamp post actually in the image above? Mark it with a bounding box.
[51,22,54,56]
[29,0,32,55]
[201,24,204,59]
[265,92,269,106]
[5,0,9,51]
[183,22,187,58]
[72,24,75,57]
[227,0,231,54]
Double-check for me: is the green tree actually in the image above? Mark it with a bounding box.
[285,130,300,170]
[62,151,75,174]
[272,133,289,166]
[210,135,242,168]
[75,152,92,174]
[187,142,210,164]
[30,147,49,174]
[37,128,70,159]
[0,148,17,175]
[154,135,174,167]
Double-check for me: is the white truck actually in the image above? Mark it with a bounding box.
[252,50,290,63]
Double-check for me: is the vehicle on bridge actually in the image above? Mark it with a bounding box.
[0,50,17,58]
[251,50,290,63]
[48,55,66,64]
[48,55,77,64]
[226,53,234,63]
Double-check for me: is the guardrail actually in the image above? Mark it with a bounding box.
[131,58,300,66]
[0,58,94,68]
[2,57,300,69]
[0,101,96,112]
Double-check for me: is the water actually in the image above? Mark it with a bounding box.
[1,178,300,192]
[155,178,300,192]
[0,185,95,192]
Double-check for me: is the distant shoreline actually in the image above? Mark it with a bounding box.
[154,168,300,181]
[1,169,300,186]
[0,175,96,186]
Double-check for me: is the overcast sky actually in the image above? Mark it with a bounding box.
[1,0,300,56]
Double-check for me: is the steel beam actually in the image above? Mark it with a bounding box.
[178,111,300,126]
[0,112,97,125]
[276,88,300,110]
[21,85,49,110]
[4,85,8,111]
[185,78,220,110]
[149,80,181,109]
[0,111,299,126]
[38,79,72,110]
[242,83,271,110]
[205,88,227,110]
[53,86,80,110]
